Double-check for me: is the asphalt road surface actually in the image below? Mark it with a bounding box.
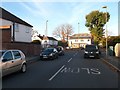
[2,49,119,89]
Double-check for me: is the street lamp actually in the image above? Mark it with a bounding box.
[44,20,48,48]
[78,22,80,48]
[78,22,80,34]
[45,20,48,36]
[102,6,108,59]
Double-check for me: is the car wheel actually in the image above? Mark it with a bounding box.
[21,64,27,73]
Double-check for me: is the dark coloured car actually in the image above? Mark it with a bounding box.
[40,48,58,60]
[56,46,65,56]
[84,44,100,59]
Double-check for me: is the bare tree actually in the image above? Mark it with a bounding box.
[31,29,38,37]
[53,24,74,42]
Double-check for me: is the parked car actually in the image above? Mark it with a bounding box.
[66,46,72,50]
[56,46,65,56]
[84,44,100,59]
[40,48,58,60]
[0,50,27,77]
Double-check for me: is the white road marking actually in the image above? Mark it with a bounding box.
[101,58,120,72]
[73,52,78,56]
[49,65,65,81]
[68,58,72,62]
[81,68,90,74]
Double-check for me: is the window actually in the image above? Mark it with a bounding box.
[26,27,29,33]
[13,51,21,59]
[3,51,13,61]
[81,39,84,42]
[14,23,19,32]
[75,40,78,42]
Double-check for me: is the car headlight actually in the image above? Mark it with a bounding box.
[85,51,88,54]
[49,53,53,56]
[96,51,99,54]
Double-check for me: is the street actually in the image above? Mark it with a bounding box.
[2,49,119,88]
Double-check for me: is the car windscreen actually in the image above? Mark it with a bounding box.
[85,45,98,50]
[44,49,53,53]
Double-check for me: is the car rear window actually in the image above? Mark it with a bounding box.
[86,45,98,50]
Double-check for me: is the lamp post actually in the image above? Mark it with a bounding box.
[102,6,108,59]
[44,20,48,48]
[45,20,48,37]
[78,22,80,48]
[78,22,80,34]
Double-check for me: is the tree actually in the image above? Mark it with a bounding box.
[108,35,120,46]
[53,24,74,42]
[31,29,38,37]
[85,10,110,45]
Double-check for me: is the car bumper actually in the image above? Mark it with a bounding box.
[40,55,53,59]
[84,53,99,58]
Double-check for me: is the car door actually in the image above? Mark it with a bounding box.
[2,51,14,76]
[12,50,23,71]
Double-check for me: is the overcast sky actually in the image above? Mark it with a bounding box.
[1,0,119,38]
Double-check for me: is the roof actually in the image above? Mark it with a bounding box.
[38,35,58,41]
[38,35,43,40]
[48,37,58,41]
[69,33,91,39]
[0,7,33,27]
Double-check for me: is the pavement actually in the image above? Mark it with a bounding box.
[101,49,120,72]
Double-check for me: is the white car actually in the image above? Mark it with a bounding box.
[0,50,27,77]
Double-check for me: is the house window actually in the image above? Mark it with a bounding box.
[14,23,19,32]
[81,39,84,42]
[26,27,29,33]
[75,39,78,42]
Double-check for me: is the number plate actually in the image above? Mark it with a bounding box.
[89,56,94,57]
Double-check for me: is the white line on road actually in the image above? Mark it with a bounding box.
[101,58,120,72]
[73,52,78,56]
[68,58,72,62]
[49,65,65,81]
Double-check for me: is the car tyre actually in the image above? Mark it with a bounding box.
[21,64,27,73]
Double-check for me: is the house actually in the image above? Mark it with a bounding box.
[0,7,41,56]
[0,7,33,43]
[68,33,92,48]
[35,35,58,48]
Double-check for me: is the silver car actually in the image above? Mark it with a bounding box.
[0,50,27,77]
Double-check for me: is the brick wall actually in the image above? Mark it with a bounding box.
[2,42,41,56]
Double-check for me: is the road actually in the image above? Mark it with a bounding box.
[2,49,119,89]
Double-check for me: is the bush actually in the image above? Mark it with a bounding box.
[32,40,41,44]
